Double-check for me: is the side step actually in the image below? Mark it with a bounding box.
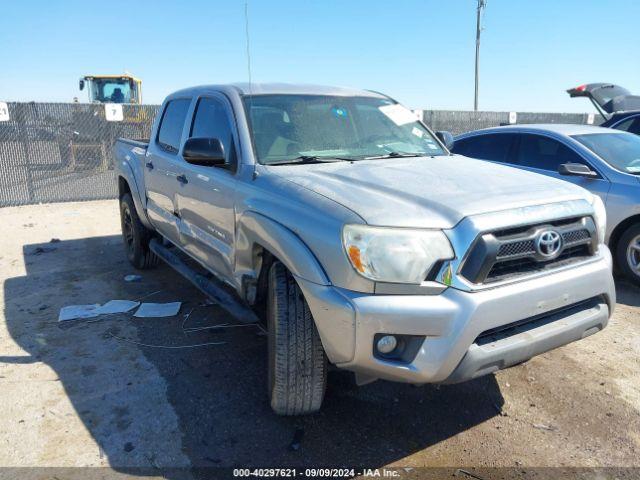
[149,238,259,324]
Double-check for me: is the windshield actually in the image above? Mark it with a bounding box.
[89,79,133,103]
[243,95,446,164]
[572,132,640,174]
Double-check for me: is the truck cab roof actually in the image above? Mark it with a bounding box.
[165,83,389,101]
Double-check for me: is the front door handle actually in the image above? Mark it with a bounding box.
[176,174,188,185]
[145,161,154,170]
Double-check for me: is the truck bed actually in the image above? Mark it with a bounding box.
[116,137,149,148]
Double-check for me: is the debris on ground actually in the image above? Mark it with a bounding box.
[124,274,143,282]
[30,246,56,255]
[133,302,182,318]
[493,403,508,417]
[455,469,486,480]
[58,304,102,322]
[98,300,141,315]
[58,300,140,321]
[135,290,162,301]
[289,428,304,451]
[108,330,225,349]
[533,423,557,431]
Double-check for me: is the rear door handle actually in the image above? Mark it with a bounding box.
[145,161,154,170]
[176,174,188,185]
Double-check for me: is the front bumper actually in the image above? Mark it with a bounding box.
[298,248,615,384]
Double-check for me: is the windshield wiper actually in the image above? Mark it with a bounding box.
[361,151,427,160]
[267,155,352,165]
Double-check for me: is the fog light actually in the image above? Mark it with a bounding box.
[377,335,397,354]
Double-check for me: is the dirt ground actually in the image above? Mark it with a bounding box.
[0,200,639,477]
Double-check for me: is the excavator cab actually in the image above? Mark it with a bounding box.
[79,74,142,104]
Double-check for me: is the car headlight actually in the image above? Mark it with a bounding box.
[589,194,606,243]
[342,224,454,284]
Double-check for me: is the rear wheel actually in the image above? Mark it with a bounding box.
[119,193,159,270]
[267,262,327,415]
[615,223,640,285]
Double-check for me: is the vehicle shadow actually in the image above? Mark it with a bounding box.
[614,279,640,308]
[2,235,504,474]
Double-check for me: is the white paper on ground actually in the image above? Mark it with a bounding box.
[134,302,182,318]
[98,300,140,315]
[58,300,141,321]
[58,304,102,322]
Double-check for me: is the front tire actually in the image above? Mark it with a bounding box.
[615,223,640,285]
[267,262,327,415]
[119,193,159,270]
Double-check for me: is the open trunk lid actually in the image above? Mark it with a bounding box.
[567,83,640,115]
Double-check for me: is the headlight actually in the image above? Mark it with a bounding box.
[342,224,454,284]
[589,194,606,243]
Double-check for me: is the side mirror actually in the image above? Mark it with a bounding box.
[558,162,598,178]
[79,79,85,91]
[183,138,226,167]
[435,131,455,150]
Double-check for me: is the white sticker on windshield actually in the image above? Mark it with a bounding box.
[379,104,417,126]
[427,143,439,150]
[627,166,640,173]
[411,127,424,138]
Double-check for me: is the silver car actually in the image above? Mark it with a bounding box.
[454,124,640,284]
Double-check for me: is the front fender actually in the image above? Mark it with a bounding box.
[235,211,330,286]
[235,211,358,364]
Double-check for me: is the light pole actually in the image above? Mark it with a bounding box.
[474,0,487,111]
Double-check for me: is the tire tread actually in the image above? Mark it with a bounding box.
[269,262,327,415]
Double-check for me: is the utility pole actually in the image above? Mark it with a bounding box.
[474,0,487,111]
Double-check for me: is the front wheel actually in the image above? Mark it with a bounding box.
[615,223,640,285]
[267,262,327,415]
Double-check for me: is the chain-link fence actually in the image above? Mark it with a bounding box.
[0,102,602,207]
[422,110,604,135]
[0,103,159,207]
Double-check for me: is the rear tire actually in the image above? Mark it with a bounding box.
[615,223,640,286]
[267,262,327,415]
[119,193,159,270]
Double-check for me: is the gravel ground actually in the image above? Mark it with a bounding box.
[0,200,638,478]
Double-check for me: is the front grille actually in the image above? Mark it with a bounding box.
[497,239,536,259]
[486,244,591,283]
[496,228,591,261]
[563,229,590,244]
[460,216,597,285]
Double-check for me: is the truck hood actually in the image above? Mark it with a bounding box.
[266,155,591,229]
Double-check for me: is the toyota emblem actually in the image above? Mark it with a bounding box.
[536,230,563,258]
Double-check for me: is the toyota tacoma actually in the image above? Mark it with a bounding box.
[114,83,614,415]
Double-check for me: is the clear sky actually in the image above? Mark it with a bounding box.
[1,0,638,112]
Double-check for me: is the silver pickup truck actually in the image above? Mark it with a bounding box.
[114,83,615,416]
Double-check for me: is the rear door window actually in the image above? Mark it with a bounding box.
[452,133,516,163]
[516,134,583,171]
[157,99,191,153]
